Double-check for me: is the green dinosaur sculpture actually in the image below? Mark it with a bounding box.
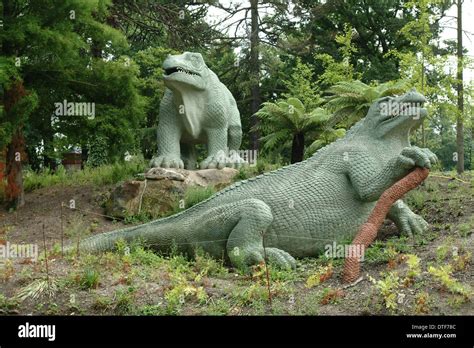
[150,52,245,170]
[75,89,437,270]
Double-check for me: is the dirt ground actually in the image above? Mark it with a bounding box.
[0,173,472,316]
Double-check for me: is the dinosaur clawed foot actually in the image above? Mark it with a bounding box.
[264,247,297,270]
[230,246,296,270]
[150,155,184,169]
[200,150,247,169]
[397,211,429,237]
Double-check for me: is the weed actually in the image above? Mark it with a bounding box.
[92,295,113,313]
[204,298,231,315]
[451,250,472,272]
[233,283,268,306]
[165,282,208,314]
[435,237,457,263]
[414,291,431,314]
[0,293,18,312]
[457,215,474,237]
[113,286,136,314]
[184,186,216,209]
[368,272,401,313]
[79,268,100,289]
[319,287,345,305]
[15,278,59,301]
[405,190,427,211]
[194,249,227,278]
[305,263,333,288]
[428,265,472,301]
[0,259,15,282]
[137,303,166,315]
[130,246,163,266]
[64,215,92,253]
[403,254,422,286]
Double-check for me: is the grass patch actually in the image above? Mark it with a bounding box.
[24,157,146,192]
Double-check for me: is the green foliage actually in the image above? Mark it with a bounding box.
[283,57,323,110]
[315,24,360,89]
[113,287,137,314]
[325,80,410,128]
[184,186,216,209]
[368,272,401,313]
[255,97,344,161]
[23,157,146,191]
[1,0,144,172]
[405,189,428,211]
[87,135,109,167]
[405,254,422,280]
[0,293,19,312]
[79,268,100,290]
[428,265,472,300]
[194,249,227,278]
[457,216,474,237]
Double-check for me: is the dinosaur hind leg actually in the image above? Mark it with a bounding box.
[225,198,296,270]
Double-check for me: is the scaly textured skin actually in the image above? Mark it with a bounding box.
[76,89,437,270]
[150,52,245,170]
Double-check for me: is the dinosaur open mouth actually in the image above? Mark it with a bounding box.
[165,67,200,76]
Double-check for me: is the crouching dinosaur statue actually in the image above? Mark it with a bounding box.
[150,51,245,170]
[73,89,437,270]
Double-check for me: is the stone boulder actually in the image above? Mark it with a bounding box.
[104,167,238,219]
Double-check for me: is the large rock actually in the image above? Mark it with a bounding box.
[104,167,238,219]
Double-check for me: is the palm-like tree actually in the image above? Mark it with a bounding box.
[254,97,339,163]
[325,80,410,128]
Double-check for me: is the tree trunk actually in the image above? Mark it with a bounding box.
[249,0,261,151]
[3,0,26,208]
[456,0,464,174]
[291,132,305,163]
[4,80,28,209]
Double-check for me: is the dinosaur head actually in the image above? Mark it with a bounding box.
[163,52,208,91]
[364,88,427,139]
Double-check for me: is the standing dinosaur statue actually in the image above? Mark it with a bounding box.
[150,52,245,170]
[73,89,437,270]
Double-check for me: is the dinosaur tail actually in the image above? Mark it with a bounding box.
[65,215,181,254]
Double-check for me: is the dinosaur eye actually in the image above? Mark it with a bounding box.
[378,96,391,104]
[190,55,202,68]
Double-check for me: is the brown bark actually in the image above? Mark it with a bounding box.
[3,81,28,209]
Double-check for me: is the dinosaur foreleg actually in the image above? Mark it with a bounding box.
[200,127,229,169]
[387,199,429,237]
[150,92,184,169]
